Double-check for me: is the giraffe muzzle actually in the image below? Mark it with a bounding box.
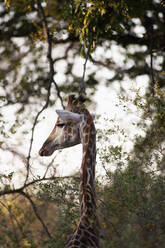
[39,146,55,156]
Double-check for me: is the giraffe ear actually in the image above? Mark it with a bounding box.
[91,114,95,120]
[56,110,83,123]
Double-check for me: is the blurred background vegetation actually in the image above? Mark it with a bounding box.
[0,0,165,247]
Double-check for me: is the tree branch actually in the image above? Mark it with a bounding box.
[25,89,51,184]
[0,200,22,245]
[79,43,91,97]
[149,23,155,96]
[20,191,52,239]
[25,0,65,184]
[0,176,74,197]
[36,0,64,108]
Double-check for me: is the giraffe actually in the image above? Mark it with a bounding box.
[39,95,99,248]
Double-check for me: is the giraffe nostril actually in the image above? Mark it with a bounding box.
[39,148,44,156]
[39,146,54,156]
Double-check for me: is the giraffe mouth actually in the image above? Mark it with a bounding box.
[38,142,69,156]
[39,140,81,157]
[39,147,54,156]
[39,141,58,156]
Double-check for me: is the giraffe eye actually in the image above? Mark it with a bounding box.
[56,123,65,128]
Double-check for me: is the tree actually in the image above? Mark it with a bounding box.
[0,0,165,247]
[1,0,165,108]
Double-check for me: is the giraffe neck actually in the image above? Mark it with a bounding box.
[79,114,96,216]
[65,113,99,248]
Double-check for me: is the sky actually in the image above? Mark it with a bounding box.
[0,72,149,188]
[0,34,150,187]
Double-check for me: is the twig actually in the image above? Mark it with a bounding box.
[0,146,27,164]
[43,156,56,178]
[90,56,122,73]
[20,191,52,239]
[36,0,64,108]
[99,199,121,238]
[25,87,51,184]
[53,43,73,63]
[0,200,21,246]
[25,0,65,184]
[0,176,73,197]
[149,22,155,96]
[79,43,91,96]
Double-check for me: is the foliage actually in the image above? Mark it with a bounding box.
[0,0,165,109]
[97,86,165,247]
[98,169,165,248]
[37,177,80,247]
[0,89,165,247]
[0,0,165,247]
[68,0,129,50]
[0,177,80,247]
[0,195,41,248]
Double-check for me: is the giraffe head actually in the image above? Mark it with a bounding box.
[39,95,89,156]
